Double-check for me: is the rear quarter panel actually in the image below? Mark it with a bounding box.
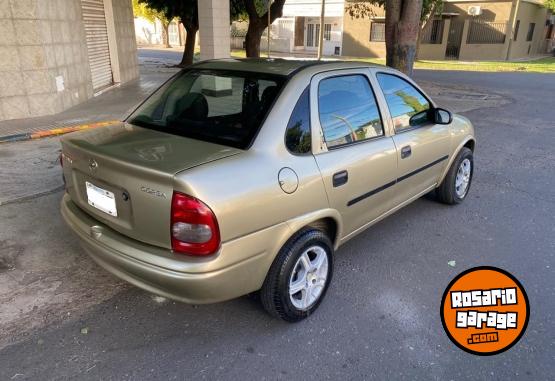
[173,149,329,245]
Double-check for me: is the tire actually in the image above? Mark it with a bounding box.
[436,147,474,205]
[260,228,334,322]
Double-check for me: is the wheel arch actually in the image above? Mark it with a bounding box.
[438,136,475,186]
[285,209,343,251]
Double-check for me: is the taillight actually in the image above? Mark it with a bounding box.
[171,192,220,256]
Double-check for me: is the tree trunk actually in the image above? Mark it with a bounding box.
[179,25,198,67]
[388,41,416,75]
[385,0,423,76]
[245,21,265,58]
[161,23,171,48]
[243,0,286,58]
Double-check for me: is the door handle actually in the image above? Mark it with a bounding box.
[332,170,348,187]
[401,145,412,159]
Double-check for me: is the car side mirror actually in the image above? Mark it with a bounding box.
[433,108,453,125]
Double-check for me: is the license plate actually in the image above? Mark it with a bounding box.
[86,181,118,217]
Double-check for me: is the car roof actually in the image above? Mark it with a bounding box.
[193,58,386,77]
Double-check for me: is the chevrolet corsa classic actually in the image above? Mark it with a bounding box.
[61,60,475,321]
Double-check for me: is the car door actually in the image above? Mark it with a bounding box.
[373,71,451,206]
[311,69,398,239]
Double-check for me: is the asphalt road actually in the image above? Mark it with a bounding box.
[0,65,554,380]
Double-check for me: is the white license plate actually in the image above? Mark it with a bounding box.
[86,181,118,217]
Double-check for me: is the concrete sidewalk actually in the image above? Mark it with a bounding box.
[0,58,179,138]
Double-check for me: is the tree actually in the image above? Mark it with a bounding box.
[133,0,172,48]
[546,0,555,12]
[347,0,440,75]
[231,0,287,58]
[138,0,199,67]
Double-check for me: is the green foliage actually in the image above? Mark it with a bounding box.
[138,0,198,28]
[231,0,267,21]
[395,90,426,114]
[132,0,168,24]
[285,123,311,153]
[231,0,286,22]
[545,0,555,12]
[346,0,443,23]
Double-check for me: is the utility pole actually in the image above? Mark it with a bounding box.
[317,0,325,59]
[267,0,272,58]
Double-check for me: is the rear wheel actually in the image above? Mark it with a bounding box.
[436,147,473,204]
[260,229,333,322]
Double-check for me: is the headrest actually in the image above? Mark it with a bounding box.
[176,92,209,121]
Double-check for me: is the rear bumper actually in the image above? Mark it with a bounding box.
[61,194,288,304]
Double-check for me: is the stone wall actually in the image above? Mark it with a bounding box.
[107,0,139,83]
[0,0,93,121]
[0,0,139,122]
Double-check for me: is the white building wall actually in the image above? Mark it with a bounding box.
[282,0,346,18]
[272,0,345,55]
[198,0,230,60]
[134,17,163,45]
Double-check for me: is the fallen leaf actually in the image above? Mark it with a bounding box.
[80,327,89,335]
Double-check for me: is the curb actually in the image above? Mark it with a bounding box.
[0,120,119,143]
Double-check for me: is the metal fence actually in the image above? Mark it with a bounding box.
[421,19,444,44]
[467,20,507,44]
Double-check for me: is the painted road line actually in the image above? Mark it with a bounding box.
[0,120,119,143]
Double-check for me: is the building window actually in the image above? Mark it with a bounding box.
[421,19,444,44]
[370,21,385,42]
[513,20,520,41]
[467,20,507,44]
[526,23,535,41]
[546,24,554,39]
[324,24,332,41]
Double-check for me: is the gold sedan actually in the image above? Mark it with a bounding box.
[60,59,475,321]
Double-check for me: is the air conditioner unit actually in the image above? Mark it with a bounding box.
[468,6,482,16]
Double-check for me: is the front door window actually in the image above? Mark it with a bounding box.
[376,73,430,133]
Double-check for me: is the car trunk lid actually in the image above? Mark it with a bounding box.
[61,122,241,249]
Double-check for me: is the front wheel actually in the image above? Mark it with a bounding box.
[260,229,333,322]
[436,147,474,204]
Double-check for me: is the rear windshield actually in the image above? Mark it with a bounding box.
[127,69,285,149]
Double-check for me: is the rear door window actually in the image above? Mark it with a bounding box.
[128,70,285,149]
[317,74,384,149]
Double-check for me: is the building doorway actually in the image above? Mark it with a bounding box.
[306,23,320,48]
[294,17,305,47]
[445,19,464,59]
[81,0,114,91]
